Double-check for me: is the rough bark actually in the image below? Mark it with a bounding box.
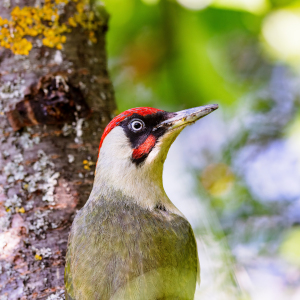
[0,1,116,299]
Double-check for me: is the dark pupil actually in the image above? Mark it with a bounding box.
[133,122,141,130]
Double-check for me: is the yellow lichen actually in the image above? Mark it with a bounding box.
[83,159,95,170]
[35,254,42,260]
[0,0,102,55]
[15,207,25,213]
[18,207,25,213]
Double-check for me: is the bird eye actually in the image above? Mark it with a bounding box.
[130,119,144,132]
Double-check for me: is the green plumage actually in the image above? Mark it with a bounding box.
[65,190,198,300]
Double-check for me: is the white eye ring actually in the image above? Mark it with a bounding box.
[130,119,144,132]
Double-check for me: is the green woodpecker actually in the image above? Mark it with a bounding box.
[65,104,218,300]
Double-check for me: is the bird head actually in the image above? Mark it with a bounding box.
[92,105,218,209]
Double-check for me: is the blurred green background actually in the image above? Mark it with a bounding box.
[101,0,300,299]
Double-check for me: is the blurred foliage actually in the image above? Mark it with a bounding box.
[280,227,300,266]
[101,0,300,297]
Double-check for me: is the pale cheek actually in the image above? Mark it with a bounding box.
[100,127,132,160]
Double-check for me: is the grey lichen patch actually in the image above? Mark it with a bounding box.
[26,206,59,237]
[46,290,65,300]
[2,0,11,9]
[54,50,63,64]
[4,194,22,213]
[32,246,52,258]
[33,150,55,171]
[74,118,84,144]
[19,132,40,149]
[42,172,60,203]
[3,147,60,207]
[34,150,60,203]
[0,262,13,278]
[3,153,25,186]
[22,150,60,204]
[28,210,50,239]
[2,150,10,159]
[62,123,73,136]
[67,154,75,163]
[0,213,11,232]
[0,77,26,112]
[2,130,40,188]
[24,200,34,211]
[0,261,25,298]
[62,117,89,144]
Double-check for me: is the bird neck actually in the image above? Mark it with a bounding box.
[90,155,169,209]
[87,127,184,215]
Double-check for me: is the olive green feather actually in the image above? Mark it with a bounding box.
[65,191,198,300]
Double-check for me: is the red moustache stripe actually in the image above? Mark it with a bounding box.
[132,134,157,160]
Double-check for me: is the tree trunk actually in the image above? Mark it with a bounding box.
[0,1,116,299]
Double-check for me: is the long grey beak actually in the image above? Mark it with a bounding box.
[154,104,219,131]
